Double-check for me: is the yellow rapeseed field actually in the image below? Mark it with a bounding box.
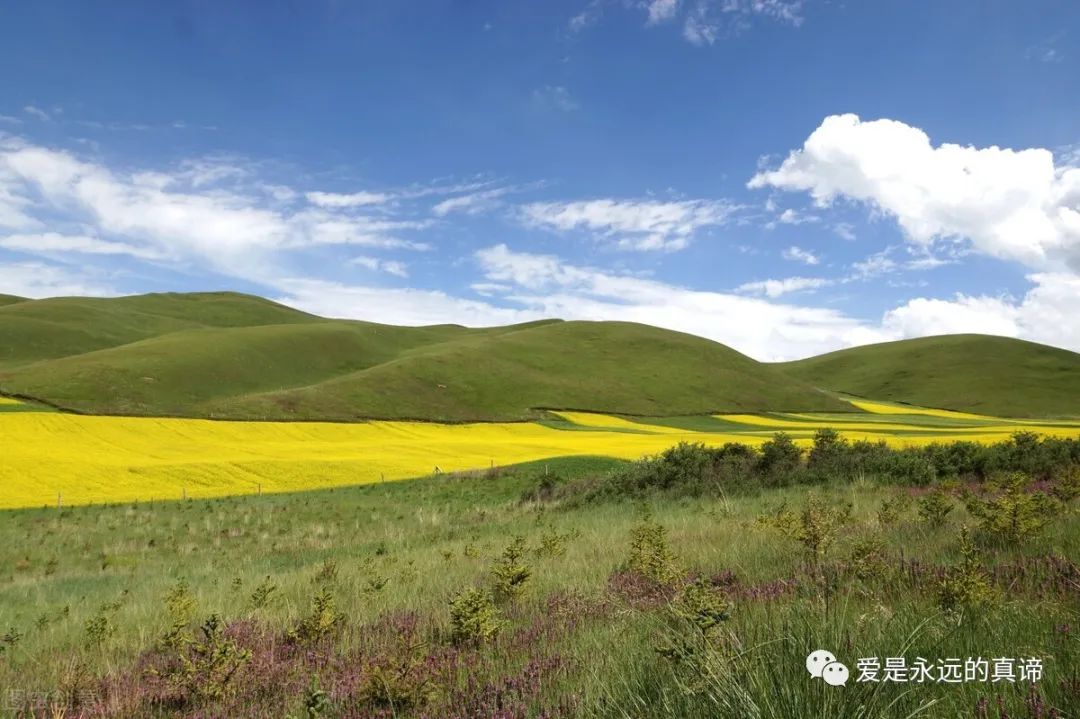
[2,400,1078,509]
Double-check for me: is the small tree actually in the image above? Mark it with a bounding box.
[937,527,993,613]
[917,489,953,527]
[757,494,852,569]
[491,536,532,603]
[448,587,501,645]
[964,472,1061,543]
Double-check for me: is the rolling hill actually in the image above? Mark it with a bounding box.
[776,334,1080,418]
[0,291,851,421]
[0,294,26,307]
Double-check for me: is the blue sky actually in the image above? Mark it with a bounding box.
[1,0,1078,360]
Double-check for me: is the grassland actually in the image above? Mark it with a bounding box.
[777,334,1080,419]
[1,449,1078,718]
[3,399,1078,510]
[0,292,852,420]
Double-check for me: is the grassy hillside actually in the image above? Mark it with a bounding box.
[0,293,25,306]
[0,292,850,420]
[0,291,317,369]
[777,334,1080,418]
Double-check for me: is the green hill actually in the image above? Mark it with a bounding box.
[0,291,849,421]
[0,291,317,370]
[0,294,25,307]
[776,334,1080,418]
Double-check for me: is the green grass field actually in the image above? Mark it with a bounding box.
[1,446,1078,718]
[777,334,1080,419]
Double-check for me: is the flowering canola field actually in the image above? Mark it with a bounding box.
[1,399,1078,509]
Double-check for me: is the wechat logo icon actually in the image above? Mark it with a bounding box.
[807,649,849,686]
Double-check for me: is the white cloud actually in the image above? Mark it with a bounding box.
[646,0,680,24]
[736,276,831,297]
[305,190,391,208]
[474,244,883,360]
[683,0,803,44]
[750,113,1080,272]
[432,187,514,216]
[520,198,737,251]
[0,232,163,259]
[532,85,578,113]
[781,245,819,265]
[0,136,428,276]
[0,260,115,298]
[348,255,409,278]
[23,105,51,122]
[273,276,534,328]
[880,273,1080,351]
[568,0,603,33]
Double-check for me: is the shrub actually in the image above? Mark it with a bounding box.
[289,589,346,647]
[669,577,731,638]
[847,535,890,582]
[448,587,501,646]
[876,493,911,527]
[963,472,1062,544]
[155,614,252,703]
[758,432,802,482]
[160,579,199,649]
[757,494,852,569]
[625,510,681,586]
[1050,466,1080,503]
[937,527,994,613]
[491,536,532,603]
[917,489,953,527]
[248,576,279,610]
[358,631,438,710]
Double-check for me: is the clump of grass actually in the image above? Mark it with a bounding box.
[150,613,252,704]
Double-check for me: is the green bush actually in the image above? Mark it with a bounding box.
[448,587,501,646]
[963,472,1061,543]
[625,510,682,586]
[917,489,953,527]
[756,494,852,569]
[937,527,994,613]
[491,536,532,603]
[289,589,346,647]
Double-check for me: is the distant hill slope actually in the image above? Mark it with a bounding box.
[776,334,1080,418]
[0,292,851,421]
[0,291,318,369]
[0,294,25,307]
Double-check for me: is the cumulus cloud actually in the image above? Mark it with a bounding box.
[473,243,883,360]
[749,113,1080,272]
[520,198,738,251]
[881,273,1080,352]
